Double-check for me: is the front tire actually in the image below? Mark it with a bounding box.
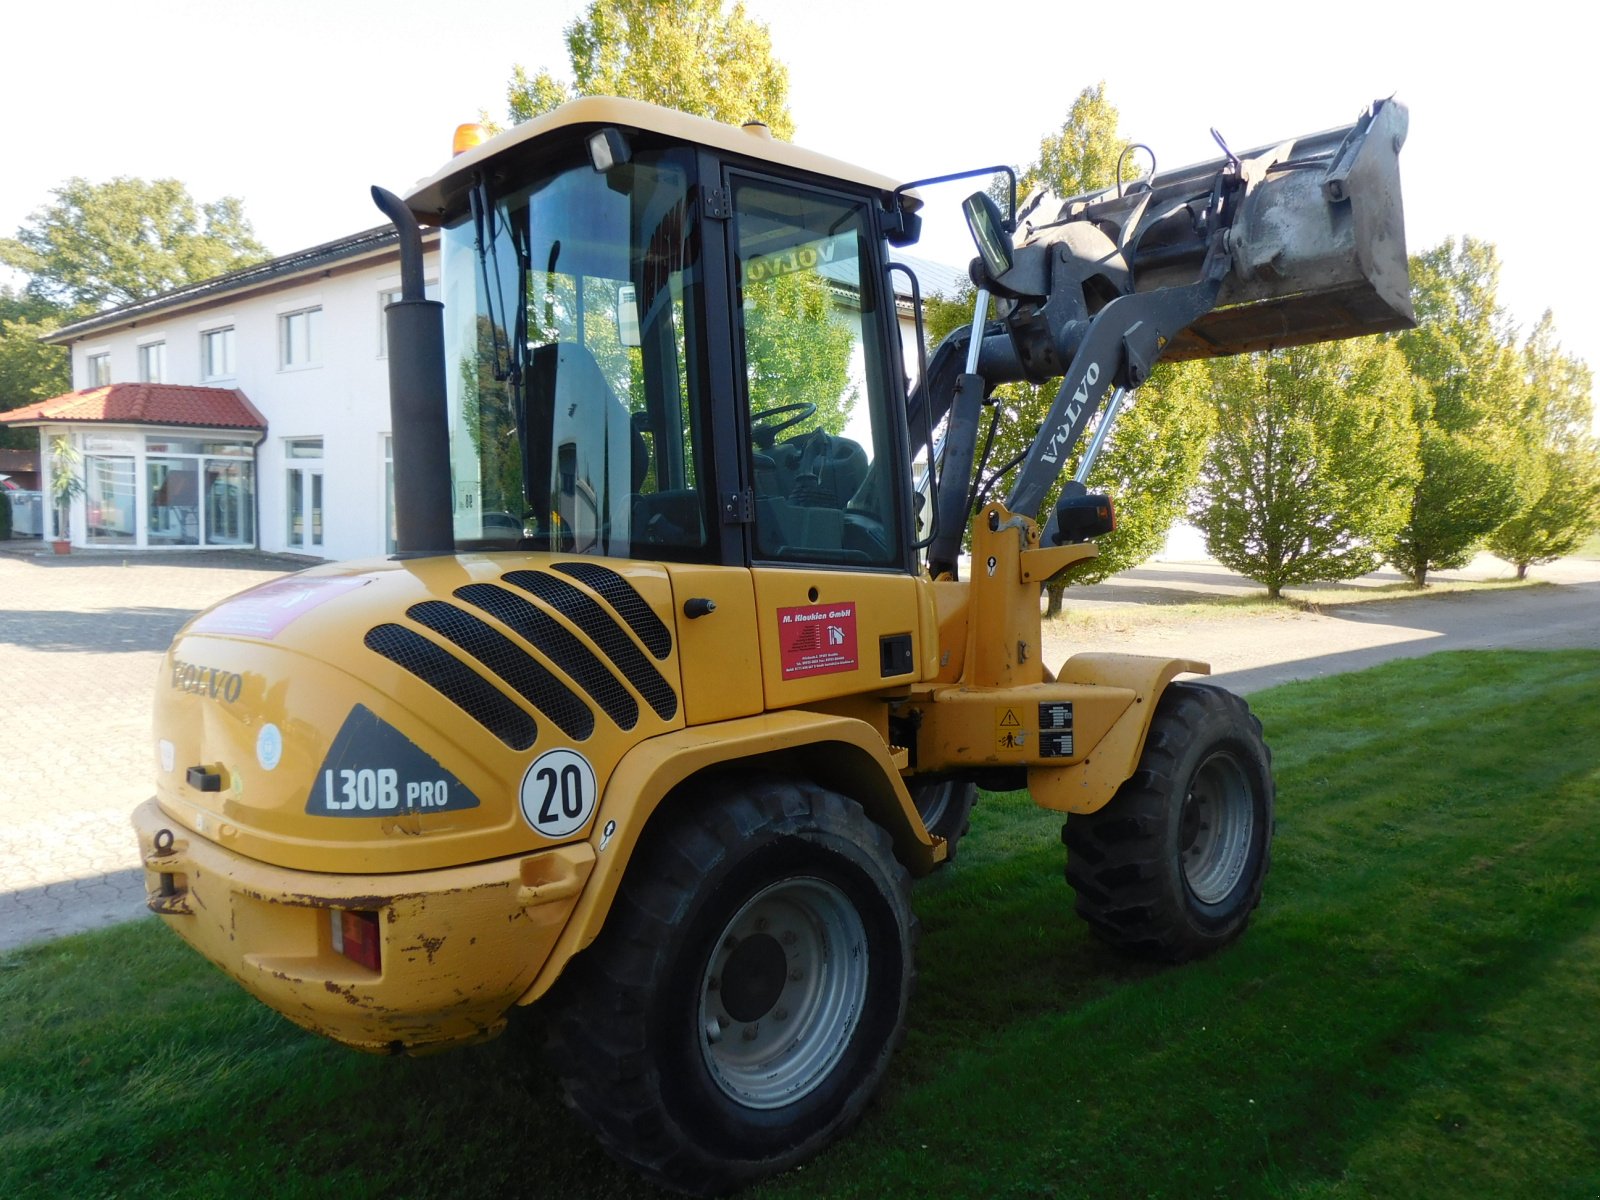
[1064,683,1273,961]
[909,778,977,859]
[545,775,916,1195]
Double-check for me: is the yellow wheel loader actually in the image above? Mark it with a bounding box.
[133,94,1411,1194]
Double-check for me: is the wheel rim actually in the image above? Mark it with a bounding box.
[1178,750,1256,906]
[913,782,952,829]
[698,876,868,1110]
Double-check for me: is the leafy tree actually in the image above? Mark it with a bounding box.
[502,0,793,138]
[741,270,858,437]
[1486,311,1600,577]
[1023,81,1127,200]
[0,287,69,450]
[1192,339,1420,598]
[1388,238,1537,585]
[1,177,268,312]
[924,83,1206,606]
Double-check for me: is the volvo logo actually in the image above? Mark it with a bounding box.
[170,659,244,703]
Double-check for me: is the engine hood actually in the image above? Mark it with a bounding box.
[152,553,683,873]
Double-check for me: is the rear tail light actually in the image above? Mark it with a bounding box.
[330,909,382,972]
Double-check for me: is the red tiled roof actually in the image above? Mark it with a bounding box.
[0,383,266,431]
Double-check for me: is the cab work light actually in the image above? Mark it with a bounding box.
[330,908,382,972]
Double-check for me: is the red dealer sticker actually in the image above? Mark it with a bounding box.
[778,602,859,679]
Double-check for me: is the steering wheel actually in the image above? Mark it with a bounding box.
[749,401,817,450]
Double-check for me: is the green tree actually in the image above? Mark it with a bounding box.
[924,84,1204,606]
[1192,339,1421,598]
[502,0,793,139]
[1486,311,1600,577]
[1388,238,1536,585]
[0,287,70,450]
[0,177,267,312]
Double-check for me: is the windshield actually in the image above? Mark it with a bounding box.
[442,142,711,558]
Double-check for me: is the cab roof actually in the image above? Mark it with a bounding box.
[404,96,918,226]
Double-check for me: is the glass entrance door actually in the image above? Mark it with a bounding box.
[287,466,323,550]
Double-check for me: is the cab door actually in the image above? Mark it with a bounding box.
[723,172,924,707]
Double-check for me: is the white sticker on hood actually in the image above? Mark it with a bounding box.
[520,749,598,838]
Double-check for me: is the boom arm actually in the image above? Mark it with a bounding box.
[919,98,1412,575]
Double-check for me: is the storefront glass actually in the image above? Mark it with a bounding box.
[85,455,137,545]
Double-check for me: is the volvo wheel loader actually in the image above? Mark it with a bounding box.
[133,94,1411,1194]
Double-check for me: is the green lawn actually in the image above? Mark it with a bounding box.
[4,650,1599,1198]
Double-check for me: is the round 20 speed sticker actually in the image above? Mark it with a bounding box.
[519,749,598,838]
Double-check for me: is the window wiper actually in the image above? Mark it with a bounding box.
[469,178,521,385]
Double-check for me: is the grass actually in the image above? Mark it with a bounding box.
[4,650,1600,1198]
[1575,529,1600,560]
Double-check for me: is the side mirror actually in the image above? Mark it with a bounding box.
[962,191,1014,279]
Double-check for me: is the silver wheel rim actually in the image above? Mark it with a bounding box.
[913,782,952,829]
[698,876,868,1110]
[1179,750,1256,905]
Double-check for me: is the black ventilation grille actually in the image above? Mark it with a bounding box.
[552,562,672,659]
[406,601,594,741]
[502,570,678,721]
[364,624,538,750]
[455,583,640,731]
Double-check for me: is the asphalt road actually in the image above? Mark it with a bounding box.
[1042,556,1600,694]
[1,542,1596,952]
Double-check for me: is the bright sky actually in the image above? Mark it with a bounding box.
[3,0,1594,381]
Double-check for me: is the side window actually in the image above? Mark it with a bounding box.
[732,180,900,567]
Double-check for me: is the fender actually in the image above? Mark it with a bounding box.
[1029,653,1210,815]
[518,709,939,1004]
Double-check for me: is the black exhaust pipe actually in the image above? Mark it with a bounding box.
[372,186,454,556]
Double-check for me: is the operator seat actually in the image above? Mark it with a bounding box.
[526,342,648,553]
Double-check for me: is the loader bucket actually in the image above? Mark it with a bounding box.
[1024,98,1413,360]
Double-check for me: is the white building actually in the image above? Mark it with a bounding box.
[5,226,959,560]
[4,227,439,560]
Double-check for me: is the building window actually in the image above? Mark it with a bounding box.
[138,342,166,383]
[145,435,255,548]
[85,455,137,545]
[383,434,396,554]
[285,437,324,550]
[202,327,236,380]
[377,281,439,356]
[86,352,111,387]
[280,307,322,369]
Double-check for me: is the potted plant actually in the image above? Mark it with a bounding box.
[48,436,85,554]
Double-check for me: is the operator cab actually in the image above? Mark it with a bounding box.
[419,98,921,576]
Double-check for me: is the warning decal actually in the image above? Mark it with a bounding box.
[778,602,859,679]
[995,706,1028,752]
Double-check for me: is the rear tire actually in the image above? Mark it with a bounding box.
[1063,683,1273,961]
[544,775,916,1195]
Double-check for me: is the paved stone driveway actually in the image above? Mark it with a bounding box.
[0,542,294,950]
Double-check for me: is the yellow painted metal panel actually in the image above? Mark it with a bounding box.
[663,564,763,725]
[133,797,591,1054]
[751,568,921,708]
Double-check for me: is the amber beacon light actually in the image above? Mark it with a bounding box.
[452,123,491,156]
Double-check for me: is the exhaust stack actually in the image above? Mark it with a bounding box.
[372,186,455,555]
